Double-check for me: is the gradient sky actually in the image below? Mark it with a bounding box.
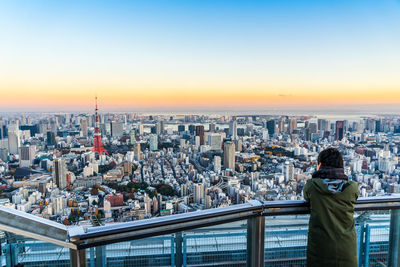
[0,0,400,112]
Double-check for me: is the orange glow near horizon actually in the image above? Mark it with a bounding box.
[1,85,400,111]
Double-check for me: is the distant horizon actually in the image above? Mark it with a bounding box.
[0,104,399,117]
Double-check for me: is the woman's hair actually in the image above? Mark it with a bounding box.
[318,147,344,168]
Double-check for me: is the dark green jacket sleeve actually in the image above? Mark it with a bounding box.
[304,180,311,202]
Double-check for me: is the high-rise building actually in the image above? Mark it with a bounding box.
[178,125,186,133]
[213,156,221,173]
[375,119,382,133]
[0,148,8,162]
[50,119,57,133]
[283,161,294,182]
[193,183,205,204]
[39,120,47,134]
[318,119,329,132]
[53,159,67,189]
[130,130,136,145]
[80,117,88,137]
[335,121,345,141]
[134,143,141,161]
[267,120,276,136]
[195,125,205,145]
[19,145,36,168]
[288,118,297,134]
[0,120,3,139]
[234,139,242,152]
[223,141,235,170]
[46,131,56,147]
[208,134,222,150]
[279,117,286,133]
[137,121,144,135]
[149,134,158,151]
[111,121,124,138]
[229,120,237,140]
[156,120,164,135]
[209,122,216,132]
[188,125,196,134]
[8,125,20,155]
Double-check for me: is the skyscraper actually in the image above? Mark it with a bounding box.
[193,183,205,204]
[130,130,136,145]
[213,156,221,173]
[283,161,294,182]
[279,117,286,133]
[223,141,235,170]
[195,125,205,145]
[47,131,56,147]
[19,145,36,168]
[138,121,144,135]
[335,121,345,141]
[267,120,276,136]
[209,122,216,132]
[80,117,88,137]
[39,120,47,134]
[150,134,158,151]
[8,125,20,155]
[134,143,141,161]
[318,119,329,132]
[53,159,67,189]
[0,120,3,140]
[288,118,297,134]
[208,134,222,150]
[156,120,164,135]
[229,119,238,140]
[178,125,186,133]
[111,121,124,138]
[0,148,8,162]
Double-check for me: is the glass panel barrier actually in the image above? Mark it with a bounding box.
[100,235,175,267]
[265,215,309,267]
[0,201,398,267]
[182,220,247,267]
[356,210,390,267]
[263,210,392,267]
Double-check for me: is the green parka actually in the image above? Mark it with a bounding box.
[304,178,359,267]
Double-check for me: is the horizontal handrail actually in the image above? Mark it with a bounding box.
[0,206,75,249]
[1,196,400,250]
[262,197,400,215]
[73,200,263,249]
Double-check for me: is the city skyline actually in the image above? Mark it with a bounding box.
[1,0,400,112]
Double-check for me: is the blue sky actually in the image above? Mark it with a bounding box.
[0,0,399,112]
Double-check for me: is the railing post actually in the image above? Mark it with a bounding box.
[171,235,175,267]
[89,247,95,267]
[247,215,265,267]
[363,224,370,267]
[95,246,106,267]
[389,209,400,267]
[183,235,187,267]
[70,248,87,267]
[5,243,18,266]
[175,232,183,267]
[356,224,364,267]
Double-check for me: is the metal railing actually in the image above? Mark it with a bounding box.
[1,196,400,267]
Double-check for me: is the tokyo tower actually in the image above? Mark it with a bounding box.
[92,97,108,155]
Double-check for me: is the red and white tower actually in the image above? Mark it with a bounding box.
[92,97,108,155]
